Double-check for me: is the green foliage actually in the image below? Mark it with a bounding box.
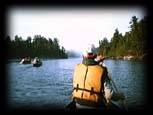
[5,35,68,59]
[98,16,148,58]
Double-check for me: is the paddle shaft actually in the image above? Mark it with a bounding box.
[107,70,128,111]
[108,72,120,93]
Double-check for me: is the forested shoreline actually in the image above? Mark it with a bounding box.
[5,35,68,59]
[4,16,148,60]
[97,16,148,60]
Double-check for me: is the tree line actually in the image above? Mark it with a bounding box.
[97,16,148,60]
[4,16,148,60]
[5,35,68,59]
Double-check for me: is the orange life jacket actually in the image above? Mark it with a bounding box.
[72,64,104,103]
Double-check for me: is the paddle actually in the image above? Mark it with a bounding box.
[107,71,128,111]
[65,99,76,110]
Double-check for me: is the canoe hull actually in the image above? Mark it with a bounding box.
[33,62,42,67]
[66,100,127,111]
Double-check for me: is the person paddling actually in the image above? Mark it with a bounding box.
[68,44,125,110]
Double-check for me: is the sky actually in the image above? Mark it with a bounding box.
[7,6,146,52]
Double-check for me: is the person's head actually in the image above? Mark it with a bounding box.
[82,44,97,59]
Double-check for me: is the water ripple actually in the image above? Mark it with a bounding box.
[7,58,148,110]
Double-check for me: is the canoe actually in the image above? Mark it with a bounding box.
[33,61,42,67]
[65,99,128,111]
[20,59,31,64]
[31,57,42,67]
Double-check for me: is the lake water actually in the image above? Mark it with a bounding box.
[6,58,148,111]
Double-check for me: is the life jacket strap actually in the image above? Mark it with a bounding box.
[73,86,100,95]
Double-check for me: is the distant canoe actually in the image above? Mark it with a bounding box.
[20,58,31,64]
[31,57,42,67]
[32,61,42,67]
